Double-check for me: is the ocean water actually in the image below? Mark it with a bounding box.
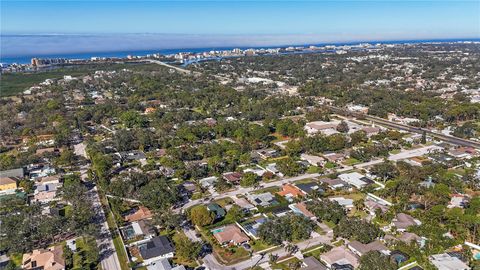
[1,38,478,64]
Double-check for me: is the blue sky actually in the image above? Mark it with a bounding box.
[1,1,479,57]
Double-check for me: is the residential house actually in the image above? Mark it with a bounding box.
[207,203,226,220]
[32,182,62,203]
[22,245,65,270]
[361,126,381,137]
[347,240,389,257]
[232,197,256,212]
[222,172,242,185]
[364,193,392,216]
[429,253,470,270]
[320,246,360,269]
[0,177,17,193]
[323,152,346,164]
[147,258,186,270]
[391,213,422,232]
[329,197,354,211]
[212,224,249,246]
[319,178,348,190]
[296,182,323,196]
[364,199,390,216]
[199,176,218,188]
[301,256,327,270]
[338,172,372,189]
[0,167,25,179]
[240,216,268,239]
[448,147,477,160]
[289,202,315,219]
[277,184,304,200]
[255,149,279,160]
[124,206,153,222]
[138,236,175,265]
[247,192,277,207]
[243,166,266,177]
[300,153,326,167]
[118,150,147,166]
[304,121,340,135]
[448,194,469,209]
[265,163,282,176]
[121,220,156,241]
[397,232,423,246]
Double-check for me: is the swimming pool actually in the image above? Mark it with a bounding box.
[211,228,224,234]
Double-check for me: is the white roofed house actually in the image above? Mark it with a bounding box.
[429,253,470,270]
[338,172,372,189]
[304,121,340,135]
[300,153,326,167]
[329,197,354,211]
[246,192,277,207]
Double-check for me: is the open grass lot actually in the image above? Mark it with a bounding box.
[343,158,360,166]
[271,257,301,270]
[251,186,280,195]
[0,63,163,96]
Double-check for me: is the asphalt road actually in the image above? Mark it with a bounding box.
[88,186,122,270]
[327,105,480,149]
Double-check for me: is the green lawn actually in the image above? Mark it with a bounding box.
[271,257,301,270]
[251,186,280,195]
[198,227,250,265]
[343,158,360,166]
[9,253,23,267]
[250,239,275,252]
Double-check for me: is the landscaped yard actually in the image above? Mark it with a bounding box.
[251,186,280,195]
[198,227,251,265]
[343,158,360,165]
[250,239,275,252]
[271,257,302,270]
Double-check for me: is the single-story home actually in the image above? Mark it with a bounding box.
[247,192,277,207]
[124,206,153,222]
[289,202,315,219]
[22,245,65,270]
[138,236,175,265]
[212,224,249,246]
[320,246,360,269]
[338,172,372,189]
[429,253,470,270]
[347,240,389,257]
[391,213,422,232]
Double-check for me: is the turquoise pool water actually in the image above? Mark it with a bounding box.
[211,228,224,234]
[474,252,480,260]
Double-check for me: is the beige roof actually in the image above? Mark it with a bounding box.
[0,177,17,186]
[292,202,315,218]
[213,225,249,245]
[124,206,153,222]
[398,232,421,243]
[22,245,65,270]
[348,240,388,255]
[393,213,417,229]
[33,191,57,202]
[320,246,360,268]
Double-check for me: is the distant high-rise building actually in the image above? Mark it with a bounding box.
[31,58,39,66]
